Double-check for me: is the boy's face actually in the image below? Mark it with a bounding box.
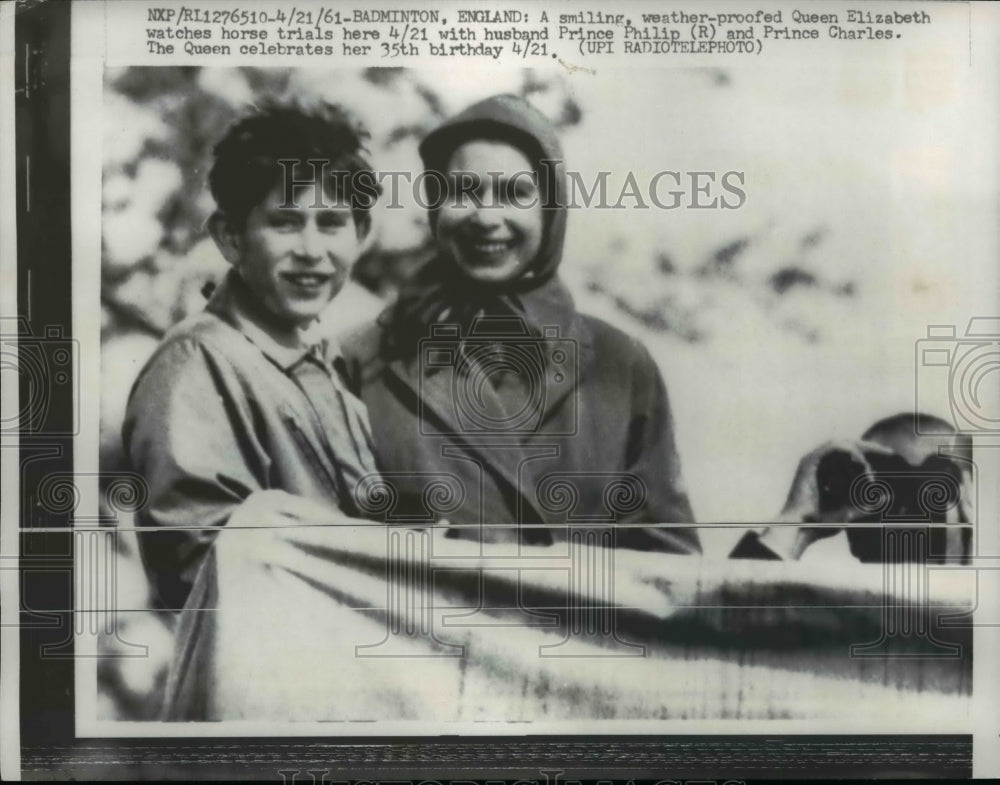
[436,140,543,284]
[215,182,364,327]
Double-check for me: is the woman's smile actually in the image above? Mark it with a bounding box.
[436,140,543,284]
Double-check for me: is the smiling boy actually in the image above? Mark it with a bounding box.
[123,101,382,611]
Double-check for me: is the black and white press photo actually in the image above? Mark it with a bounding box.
[92,60,985,725]
[4,0,999,779]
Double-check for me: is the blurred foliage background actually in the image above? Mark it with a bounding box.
[98,64,993,720]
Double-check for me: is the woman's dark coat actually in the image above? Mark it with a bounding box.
[344,94,699,554]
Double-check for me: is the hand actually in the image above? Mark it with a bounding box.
[224,490,374,558]
[227,489,345,530]
[763,439,896,559]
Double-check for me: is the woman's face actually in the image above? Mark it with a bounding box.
[435,140,544,284]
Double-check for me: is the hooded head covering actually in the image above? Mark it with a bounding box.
[383,94,571,355]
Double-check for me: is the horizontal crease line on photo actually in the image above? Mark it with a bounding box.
[21,523,975,532]
[45,603,973,611]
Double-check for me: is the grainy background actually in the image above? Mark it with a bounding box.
[96,65,993,721]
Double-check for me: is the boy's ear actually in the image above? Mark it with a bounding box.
[207,211,242,265]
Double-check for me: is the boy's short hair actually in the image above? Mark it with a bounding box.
[208,99,381,235]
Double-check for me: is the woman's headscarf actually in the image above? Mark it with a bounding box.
[383,94,571,355]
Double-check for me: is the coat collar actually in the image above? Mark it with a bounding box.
[385,276,592,430]
[205,270,343,372]
[377,278,594,529]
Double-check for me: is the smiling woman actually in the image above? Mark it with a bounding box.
[435,140,544,283]
[343,93,701,554]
